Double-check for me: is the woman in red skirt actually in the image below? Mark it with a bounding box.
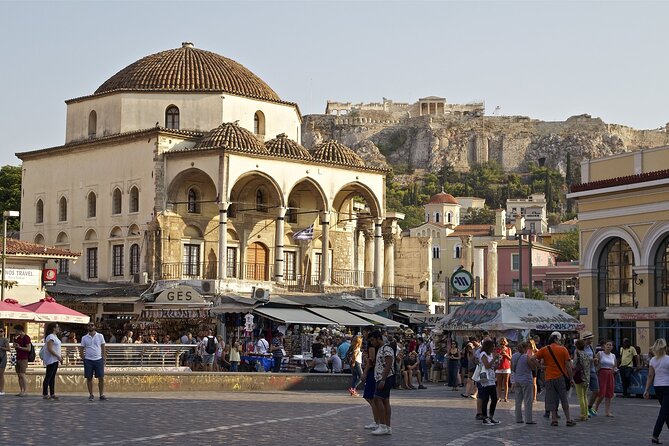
[593,340,618,417]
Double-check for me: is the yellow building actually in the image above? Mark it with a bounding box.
[568,145,669,351]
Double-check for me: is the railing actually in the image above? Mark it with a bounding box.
[331,269,373,287]
[161,262,218,280]
[16,343,196,369]
[383,285,420,299]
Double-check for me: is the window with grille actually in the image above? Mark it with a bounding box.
[59,197,67,222]
[187,188,199,213]
[36,199,44,224]
[112,245,124,277]
[226,247,237,278]
[165,106,179,129]
[87,247,98,279]
[130,244,140,275]
[183,244,201,277]
[112,188,122,214]
[87,192,96,218]
[129,187,139,213]
[58,259,69,275]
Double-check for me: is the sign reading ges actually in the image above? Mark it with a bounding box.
[450,269,474,293]
[155,286,206,304]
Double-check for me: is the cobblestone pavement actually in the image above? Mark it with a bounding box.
[0,384,662,445]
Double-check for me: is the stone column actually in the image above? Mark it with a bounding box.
[274,206,286,283]
[383,233,396,290]
[320,211,331,285]
[364,229,374,286]
[460,235,473,272]
[355,230,366,286]
[217,202,229,280]
[487,241,498,298]
[373,218,384,292]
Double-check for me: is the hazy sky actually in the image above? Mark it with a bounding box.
[2,0,668,167]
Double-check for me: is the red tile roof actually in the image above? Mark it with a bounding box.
[447,225,493,237]
[570,168,669,193]
[4,239,79,258]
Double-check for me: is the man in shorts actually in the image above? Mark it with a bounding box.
[369,329,395,436]
[581,331,600,416]
[81,322,107,401]
[13,325,31,397]
[535,332,575,426]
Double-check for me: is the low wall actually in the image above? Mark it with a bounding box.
[3,370,352,394]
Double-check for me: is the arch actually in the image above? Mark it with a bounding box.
[129,186,139,213]
[87,191,97,218]
[88,110,97,138]
[228,171,285,214]
[84,229,98,241]
[58,196,67,222]
[332,181,382,218]
[246,241,269,281]
[112,188,122,214]
[166,168,218,212]
[34,233,45,245]
[109,226,123,238]
[435,212,440,223]
[582,226,642,271]
[226,228,240,242]
[35,199,44,224]
[187,187,200,214]
[183,224,203,239]
[447,212,453,224]
[165,105,179,129]
[641,221,669,268]
[127,224,141,237]
[253,110,265,136]
[56,232,69,244]
[454,244,462,259]
[129,243,141,275]
[285,177,328,214]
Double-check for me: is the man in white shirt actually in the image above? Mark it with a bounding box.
[256,334,269,354]
[80,322,107,401]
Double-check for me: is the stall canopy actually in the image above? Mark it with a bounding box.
[307,307,372,327]
[23,296,90,324]
[396,311,442,326]
[351,311,402,327]
[436,297,584,332]
[0,298,35,320]
[254,307,334,325]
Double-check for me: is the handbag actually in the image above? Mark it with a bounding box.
[573,353,584,384]
[547,345,571,391]
[472,363,482,382]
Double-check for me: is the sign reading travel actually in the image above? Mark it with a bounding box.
[450,268,474,293]
[155,286,206,304]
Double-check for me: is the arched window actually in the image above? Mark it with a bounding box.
[58,196,67,222]
[130,243,140,275]
[165,105,179,129]
[435,212,440,223]
[655,235,669,306]
[88,110,97,138]
[34,233,45,245]
[598,237,636,343]
[87,192,97,218]
[35,199,44,224]
[187,188,199,214]
[253,111,265,136]
[129,186,139,213]
[112,188,122,214]
[448,212,452,223]
[454,245,462,259]
[432,246,440,259]
[255,189,266,212]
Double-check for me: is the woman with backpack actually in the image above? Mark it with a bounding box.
[348,335,363,396]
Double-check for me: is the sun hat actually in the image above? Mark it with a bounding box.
[550,331,562,340]
[581,331,593,340]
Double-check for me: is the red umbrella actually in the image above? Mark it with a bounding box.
[22,296,90,324]
[0,298,35,321]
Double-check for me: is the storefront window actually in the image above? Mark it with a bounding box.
[655,235,669,306]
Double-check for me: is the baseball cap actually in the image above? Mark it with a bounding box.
[550,331,562,340]
[581,331,594,340]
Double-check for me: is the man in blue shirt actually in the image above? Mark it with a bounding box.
[270,332,284,373]
[338,335,352,373]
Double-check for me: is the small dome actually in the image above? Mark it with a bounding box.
[428,192,459,205]
[95,43,281,102]
[194,122,267,154]
[311,140,365,167]
[265,133,312,160]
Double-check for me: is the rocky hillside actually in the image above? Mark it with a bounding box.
[302,111,669,177]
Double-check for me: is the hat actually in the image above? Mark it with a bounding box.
[550,331,562,340]
[581,331,594,340]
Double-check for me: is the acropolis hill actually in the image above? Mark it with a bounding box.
[301,97,669,176]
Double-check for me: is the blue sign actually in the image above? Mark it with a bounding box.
[579,307,588,315]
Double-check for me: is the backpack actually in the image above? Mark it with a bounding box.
[344,346,354,365]
[205,336,216,355]
[28,343,36,362]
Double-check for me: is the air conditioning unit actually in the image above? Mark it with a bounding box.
[253,287,270,301]
[201,280,216,293]
[362,288,376,300]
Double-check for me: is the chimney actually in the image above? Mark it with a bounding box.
[495,209,506,236]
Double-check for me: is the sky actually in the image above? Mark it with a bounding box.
[1,0,668,167]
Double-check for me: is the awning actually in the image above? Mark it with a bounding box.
[210,303,258,314]
[306,307,372,326]
[396,311,443,326]
[351,311,402,327]
[254,307,334,325]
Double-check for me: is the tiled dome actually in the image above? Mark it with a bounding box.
[194,122,267,154]
[428,192,459,205]
[311,140,365,167]
[265,134,312,160]
[95,43,281,102]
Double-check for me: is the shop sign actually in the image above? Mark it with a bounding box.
[0,266,41,286]
[141,309,211,319]
[579,307,588,316]
[155,286,205,304]
[43,269,57,286]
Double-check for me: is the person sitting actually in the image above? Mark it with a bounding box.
[404,351,426,389]
[310,350,330,373]
[329,348,343,373]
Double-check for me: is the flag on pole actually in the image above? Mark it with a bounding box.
[292,224,314,240]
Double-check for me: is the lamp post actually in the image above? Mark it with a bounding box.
[515,228,534,296]
[1,210,20,301]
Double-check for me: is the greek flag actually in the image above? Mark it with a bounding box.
[292,224,314,240]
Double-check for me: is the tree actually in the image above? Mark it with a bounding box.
[461,208,496,225]
[0,165,21,231]
[552,229,579,261]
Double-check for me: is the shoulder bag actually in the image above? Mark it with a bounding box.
[547,345,571,391]
[573,352,584,384]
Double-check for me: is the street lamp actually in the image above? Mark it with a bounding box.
[2,210,20,301]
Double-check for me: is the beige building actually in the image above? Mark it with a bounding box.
[568,145,669,352]
[17,43,398,297]
[506,193,548,234]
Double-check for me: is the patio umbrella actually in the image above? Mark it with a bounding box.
[22,296,90,324]
[0,298,35,321]
[436,297,584,333]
